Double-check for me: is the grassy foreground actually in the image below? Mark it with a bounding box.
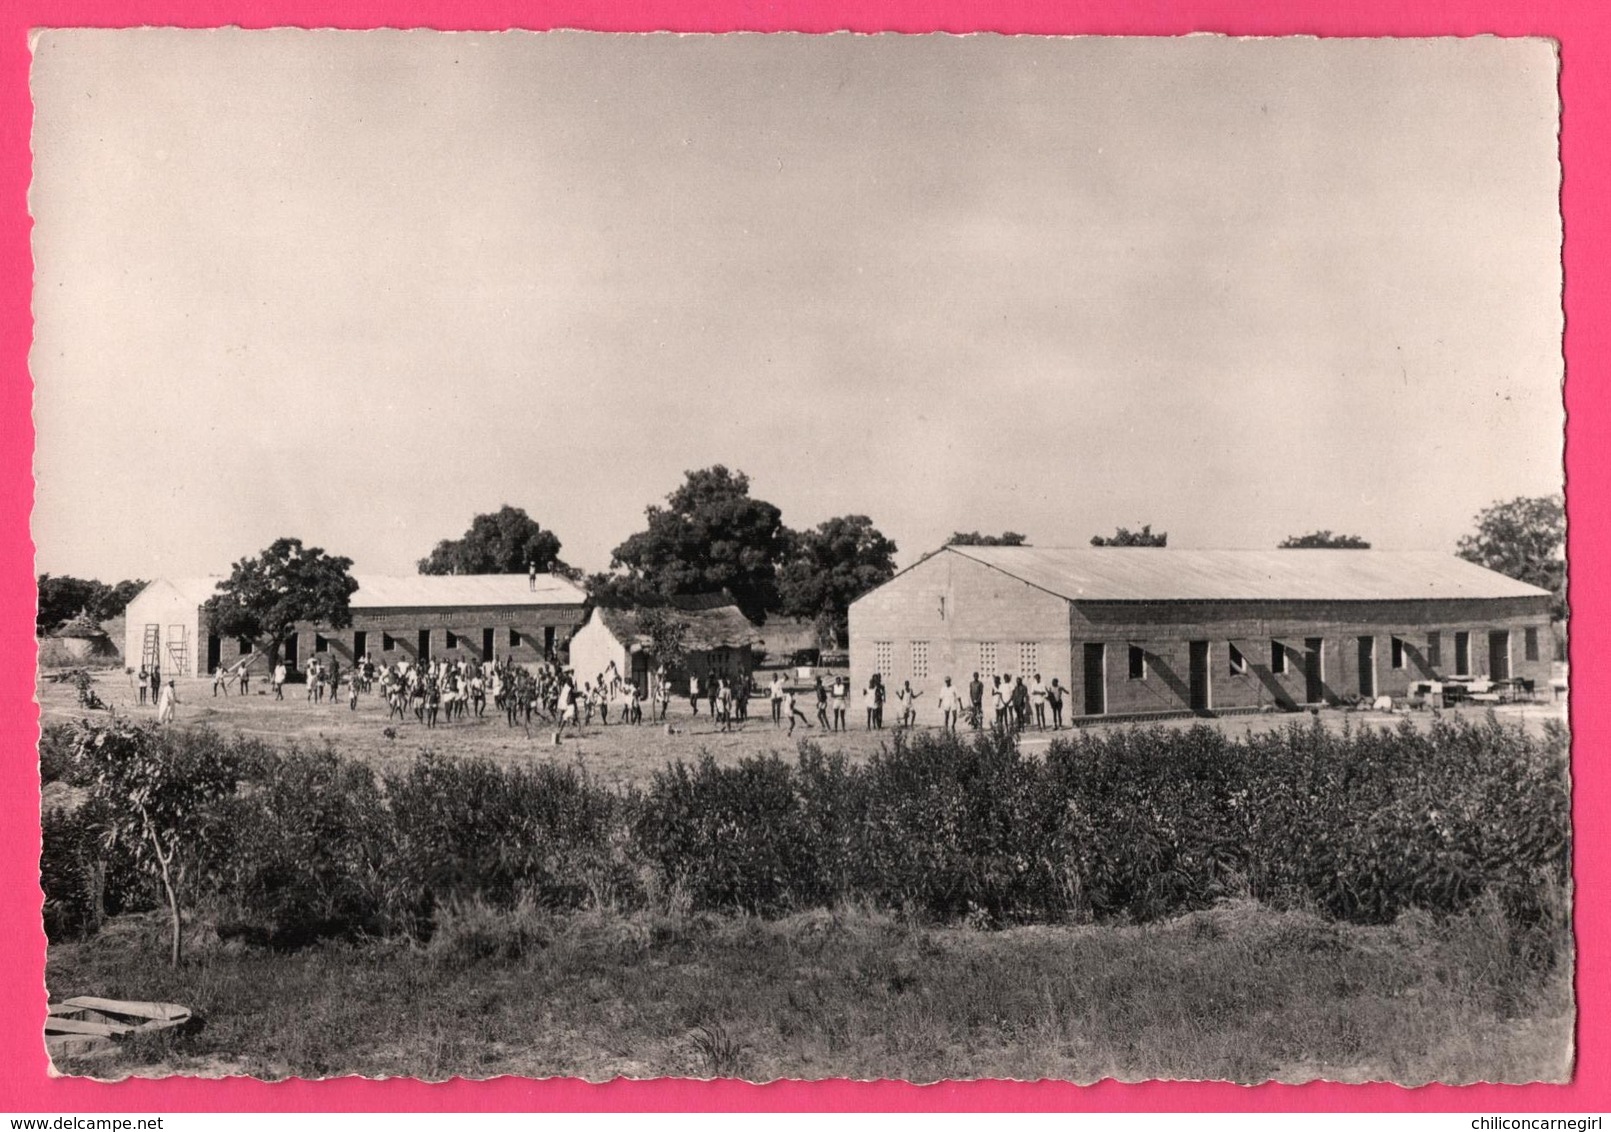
[48,897,1572,1084]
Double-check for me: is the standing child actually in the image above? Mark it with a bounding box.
[938,677,962,733]
[156,679,179,725]
[785,686,812,735]
[770,673,786,728]
[717,680,734,732]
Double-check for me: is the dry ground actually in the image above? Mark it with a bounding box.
[38,668,1569,790]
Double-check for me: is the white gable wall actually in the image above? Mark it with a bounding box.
[566,613,630,686]
[122,580,207,677]
[849,551,1073,714]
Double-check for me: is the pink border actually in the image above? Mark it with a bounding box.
[1,0,1603,1113]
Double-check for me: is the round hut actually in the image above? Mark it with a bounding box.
[47,609,119,664]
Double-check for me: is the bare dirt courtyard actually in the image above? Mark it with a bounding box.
[37,667,1569,790]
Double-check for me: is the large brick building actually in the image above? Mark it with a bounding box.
[124,573,588,677]
[848,547,1554,719]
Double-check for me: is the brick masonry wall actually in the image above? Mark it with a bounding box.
[850,553,1554,721]
[1071,597,1553,714]
[205,603,588,673]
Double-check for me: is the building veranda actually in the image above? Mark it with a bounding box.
[848,546,1554,721]
[123,573,589,678]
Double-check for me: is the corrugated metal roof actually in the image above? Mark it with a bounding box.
[940,547,1552,603]
[351,573,587,609]
[135,573,586,611]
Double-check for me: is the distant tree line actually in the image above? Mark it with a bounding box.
[36,575,146,636]
[73,490,1566,668]
[1091,525,1168,547]
[1279,531,1372,549]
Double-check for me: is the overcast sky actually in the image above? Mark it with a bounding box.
[29,31,1563,581]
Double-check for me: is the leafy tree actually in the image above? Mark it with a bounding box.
[634,606,692,674]
[596,466,790,621]
[101,578,147,619]
[1091,525,1168,547]
[947,531,1029,547]
[777,515,899,648]
[36,574,147,635]
[203,538,358,666]
[1457,494,1567,621]
[1279,531,1372,549]
[418,505,567,576]
[77,721,240,965]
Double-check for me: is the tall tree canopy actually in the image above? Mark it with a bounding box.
[592,466,790,622]
[1279,531,1372,549]
[1091,525,1168,547]
[203,537,358,663]
[1456,494,1567,620]
[418,505,566,576]
[37,574,146,634]
[947,531,1029,547]
[777,515,899,647]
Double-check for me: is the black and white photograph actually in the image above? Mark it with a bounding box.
[30,30,1569,1083]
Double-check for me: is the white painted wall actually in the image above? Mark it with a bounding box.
[122,580,205,677]
[566,612,629,686]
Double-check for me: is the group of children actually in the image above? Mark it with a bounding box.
[198,651,1078,739]
[132,662,179,724]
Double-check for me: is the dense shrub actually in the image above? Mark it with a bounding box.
[637,753,826,915]
[216,746,403,944]
[851,730,1073,922]
[384,753,629,917]
[41,802,102,941]
[39,723,82,786]
[43,712,1572,947]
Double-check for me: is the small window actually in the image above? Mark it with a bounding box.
[1525,627,1540,662]
[445,630,457,650]
[315,634,328,654]
[1228,643,1246,676]
[1454,630,1471,675]
[1019,641,1038,675]
[509,628,521,648]
[1271,640,1287,675]
[238,637,253,655]
[875,641,893,676]
[1427,632,1442,668]
[1128,646,1146,680]
[1391,637,1405,669]
[382,633,394,652]
[978,641,997,676]
[911,641,930,679]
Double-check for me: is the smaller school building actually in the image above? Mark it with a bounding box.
[124,573,589,677]
[848,546,1554,719]
[567,599,762,692]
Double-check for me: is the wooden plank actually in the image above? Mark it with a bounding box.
[59,996,190,1024]
[44,1016,132,1037]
